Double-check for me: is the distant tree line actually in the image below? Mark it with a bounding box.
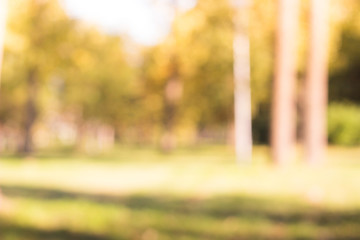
[0,0,359,155]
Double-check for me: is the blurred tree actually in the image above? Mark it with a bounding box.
[176,0,235,144]
[0,0,355,155]
[271,0,299,165]
[304,0,329,164]
[2,0,73,154]
[233,0,253,162]
[160,0,182,151]
[248,0,276,144]
[60,27,137,149]
[329,0,360,104]
[142,0,276,146]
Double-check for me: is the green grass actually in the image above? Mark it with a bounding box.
[1,145,360,239]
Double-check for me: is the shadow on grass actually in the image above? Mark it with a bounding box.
[1,184,309,221]
[1,184,360,239]
[0,222,111,240]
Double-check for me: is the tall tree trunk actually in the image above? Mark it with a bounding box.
[160,0,182,152]
[304,0,329,164]
[271,0,299,165]
[161,75,181,151]
[233,0,252,163]
[21,68,38,155]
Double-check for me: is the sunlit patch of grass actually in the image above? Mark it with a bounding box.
[1,145,360,239]
[2,192,360,239]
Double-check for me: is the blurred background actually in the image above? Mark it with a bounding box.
[0,0,360,239]
[0,0,359,153]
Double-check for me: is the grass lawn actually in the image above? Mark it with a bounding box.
[1,145,360,239]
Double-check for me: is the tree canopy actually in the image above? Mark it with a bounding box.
[0,0,359,153]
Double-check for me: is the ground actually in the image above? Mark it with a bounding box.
[1,145,360,239]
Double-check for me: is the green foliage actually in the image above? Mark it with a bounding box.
[60,28,138,126]
[328,103,360,146]
[0,0,72,124]
[140,0,236,143]
[0,0,138,150]
[142,0,276,142]
[1,0,360,149]
[179,0,234,128]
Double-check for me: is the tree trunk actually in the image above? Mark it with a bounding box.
[160,0,182,152]
[161,74,181,152]
[233,0,253,163]
[75,121,86,152]
[304,0,329,164]
[271,0,299,165]
[21,68,38,155]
